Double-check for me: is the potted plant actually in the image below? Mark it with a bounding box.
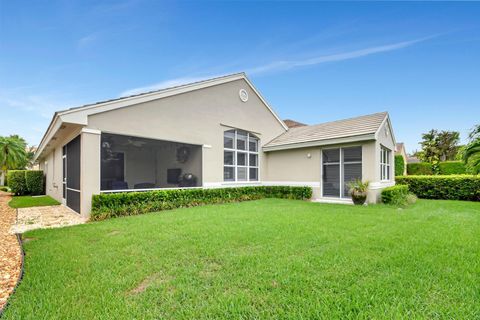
[347,179,369,205]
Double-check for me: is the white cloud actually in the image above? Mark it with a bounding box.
[246,36,435,75]
[77,33,99,48]
[120,35,435,97]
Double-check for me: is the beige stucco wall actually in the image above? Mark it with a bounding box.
[80,130,100,216]
[264,141,378,201]
[86,79,287,185]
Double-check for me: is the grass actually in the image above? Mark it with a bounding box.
[8,195,60,208]
[3,199,479,319]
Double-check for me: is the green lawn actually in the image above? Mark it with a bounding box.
[3,199,479,319]
[8,195,60,208]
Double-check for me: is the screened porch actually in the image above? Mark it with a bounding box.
[100,133,202,191]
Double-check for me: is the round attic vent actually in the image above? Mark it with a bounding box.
[239,89,248,102]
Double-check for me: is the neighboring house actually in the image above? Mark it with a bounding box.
[407,156,420,163]
[283,119,307,128]
[34,73,396,216]
[395,142,408,175]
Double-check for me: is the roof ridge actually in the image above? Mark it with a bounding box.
[57,72,246,114]
[303,111,388,129]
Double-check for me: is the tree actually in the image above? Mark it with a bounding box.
[464,124,480,174]
[419,129,440,163]
[436,131,460,161]
[418,129,460,173]
[0,136,27,185]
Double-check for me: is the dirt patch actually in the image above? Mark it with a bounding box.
[128,273,172,295]
[106,230,121,236]
[21,237,37,243]
[199,259,222,278]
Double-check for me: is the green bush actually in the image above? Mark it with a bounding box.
[7,170,27,196]
[0,186,9,192]
[407,162,433,175]
[438,161,466,175]
[7,170,44,196]
[381,185,410,206]
[91,186,313,221]
[25,170,44,195]
[396,175,480,201]
[395,155,405,176]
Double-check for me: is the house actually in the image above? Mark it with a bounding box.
[34,73,396,216]
[395,142,408,175]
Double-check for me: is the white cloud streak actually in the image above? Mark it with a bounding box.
[120,36,435,97]
[247,36,434,75]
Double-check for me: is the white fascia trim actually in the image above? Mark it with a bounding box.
[242,75,289,131]
[57,73,289,131]
[374,113,396,145]
[34,116,63,161]
[263,134,376,152]
[81,128,101,135]
[59,73,245,116]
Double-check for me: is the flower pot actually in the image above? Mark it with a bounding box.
[351,191,367,205]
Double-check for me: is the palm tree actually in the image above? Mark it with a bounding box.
[0,136,27,185]
[464,124,480,174]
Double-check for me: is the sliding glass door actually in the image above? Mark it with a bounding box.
[322,146,362,198]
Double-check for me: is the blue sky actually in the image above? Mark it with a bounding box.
[1,1,479,153]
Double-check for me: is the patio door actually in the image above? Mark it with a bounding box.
[64,135,81,213]
[322,146,362,198]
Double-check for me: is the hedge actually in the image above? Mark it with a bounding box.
[381,185,409,205]
[7,170,44,196]
[407,162,433,175]
[7,170,27,196]
[438,161,466,175]
[25,170,44,195]
[396,175,480,201]
[395,155,405,176]
[91,186,312,221]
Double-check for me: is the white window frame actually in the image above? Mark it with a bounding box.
[380,146,391,181]
[224,129,259,182]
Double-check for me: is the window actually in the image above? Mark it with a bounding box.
[322,146,362,198]
[380,146,391,181]
[224,129,259,181]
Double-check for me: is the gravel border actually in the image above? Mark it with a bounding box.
[0,234,24,318]
[0,192,23,314]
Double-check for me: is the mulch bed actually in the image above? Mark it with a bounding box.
[0,191,22,311]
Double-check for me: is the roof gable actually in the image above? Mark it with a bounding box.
[264,112,390,151]
[58,73,287,130]
[35,73,288,160]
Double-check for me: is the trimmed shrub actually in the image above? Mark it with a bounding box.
[407,162,433,175]
[396,175,480,201]
[7,170,27,196]
[438,161,466,175]
[91,186,313,221]
[395,155,405,176]
[0,186,9,192]
[381,185,410,206]
[25,170,44,195]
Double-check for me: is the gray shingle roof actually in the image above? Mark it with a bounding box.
[265,112,388,149]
